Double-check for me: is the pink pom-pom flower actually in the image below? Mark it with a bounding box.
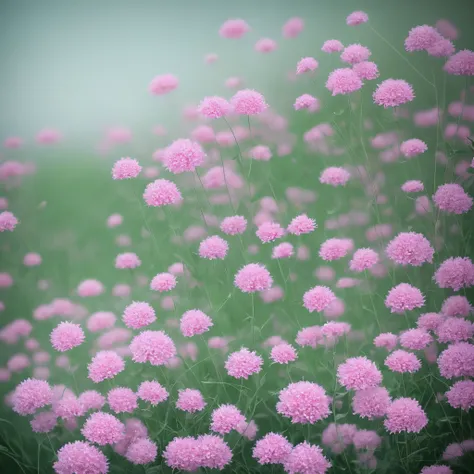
[225,348,263,379]
[150,272,177,292]
[385,283,425,313]
[276,381,331,424]
[50,322,85,352]
[337,357,382,391]
[180,309,213,337]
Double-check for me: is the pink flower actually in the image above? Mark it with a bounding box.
[271,343,297,364]
[437,342,474,379]
[231,89,268,115]
[349,248,379,272]
[108,387,138,413]
[384,397,428,433]
[373,79,415,108]
[115,252,141,269]
[137,380,168,405]
[163,139,205,174]
[417,313,444,332]
[436,19,458,40]
[337,357,382,391]
[225,348,263,379]
[180,309,213,337]
[386,232,434,266]
[219,19,250,39]
[284,442,331,474]
[405,25,443,52]
[31,411,57,433]
[211,404,245,434]
[436,317,474,343]
[400,138,428,158]
[122,302,156,329]
[385,350,421,373]
[130,330,176,366]
[143,179,182,207]
[324,298,345,319]
[36,129,61,144]
[434,257,474,291]
[87,312,116,332]
[352,386,391,419]
[112,158,141,180]
[149,74,178,95]
[256,221,285,243]
[401,180,424,193]
[428,38,455,57]
[400,328,433,350]
[163,437,201,471]
[197,434,232,469]
[321,423,356,452]
[446,380,474,410]
[296,326,324,348]
[319,167,350,186]
[415,195,433,214]
[433,183,472,214]
[78,391,106,412]
[235,263,273,293]
[23,252,42,266]
[341,44,371,64]
[4,136,23,148]
[319,238,353,261]
[192,125,215,143]
[198,96,231,119]
[77,279,104,297]
[150,272,177,292]
[176,388,206,413]
[0,211,18,232]
[321,39,344,53]
[283,17,304,38]
[255,38,277,53]
[82,412,125,445]
[53,441,108,474]
[385,283,425,313]
[353,61,379,80]
[296,57,318,74]
[249,145,272,161]
[272,242,294,259]
[88,351,125,383]
[253,432,292,464]
[346,11,368,26]
[441,296,472,317]
[199,235,229,260]
[225,76,242,88]
[303,286,336,313]
[12,378,52,415]
[220,215,247,235]
[444,50,474,76]
[294,94,320,111]
[326,68,362,95]
[125,438,157,465]
[287,214,316,235]
[50,322,85,352]
[277,381,331,424]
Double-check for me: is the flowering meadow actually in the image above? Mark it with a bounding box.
[1,1,474,473]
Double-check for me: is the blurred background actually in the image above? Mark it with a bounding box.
[1,0,474,473]
[1,0,473,143]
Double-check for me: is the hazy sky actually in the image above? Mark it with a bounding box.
[0,0,472,144]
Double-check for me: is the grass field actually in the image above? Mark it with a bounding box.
[1,1,474,473]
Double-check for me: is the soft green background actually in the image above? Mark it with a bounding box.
[1,0,474,473]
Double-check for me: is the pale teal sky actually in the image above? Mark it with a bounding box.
[0,0,472,144]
